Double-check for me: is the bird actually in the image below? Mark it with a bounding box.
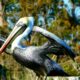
[0,16,76,77]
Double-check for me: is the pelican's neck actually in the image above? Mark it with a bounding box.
[19,17,34,39]
[11,17,34,52]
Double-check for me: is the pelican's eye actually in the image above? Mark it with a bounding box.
[16,21,26,27]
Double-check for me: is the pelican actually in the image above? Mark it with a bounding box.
[0,16,76,77]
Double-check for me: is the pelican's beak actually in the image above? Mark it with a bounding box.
[0,25,22,54]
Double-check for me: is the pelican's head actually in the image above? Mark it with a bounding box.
[0,17,34,54]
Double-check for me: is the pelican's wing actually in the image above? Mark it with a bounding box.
[33,26,76,60]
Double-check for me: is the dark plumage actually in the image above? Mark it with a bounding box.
[33,26,76,60]
[13,43,69,76]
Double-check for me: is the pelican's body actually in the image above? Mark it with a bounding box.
[0,16,76,76]
[12,43,68,76]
